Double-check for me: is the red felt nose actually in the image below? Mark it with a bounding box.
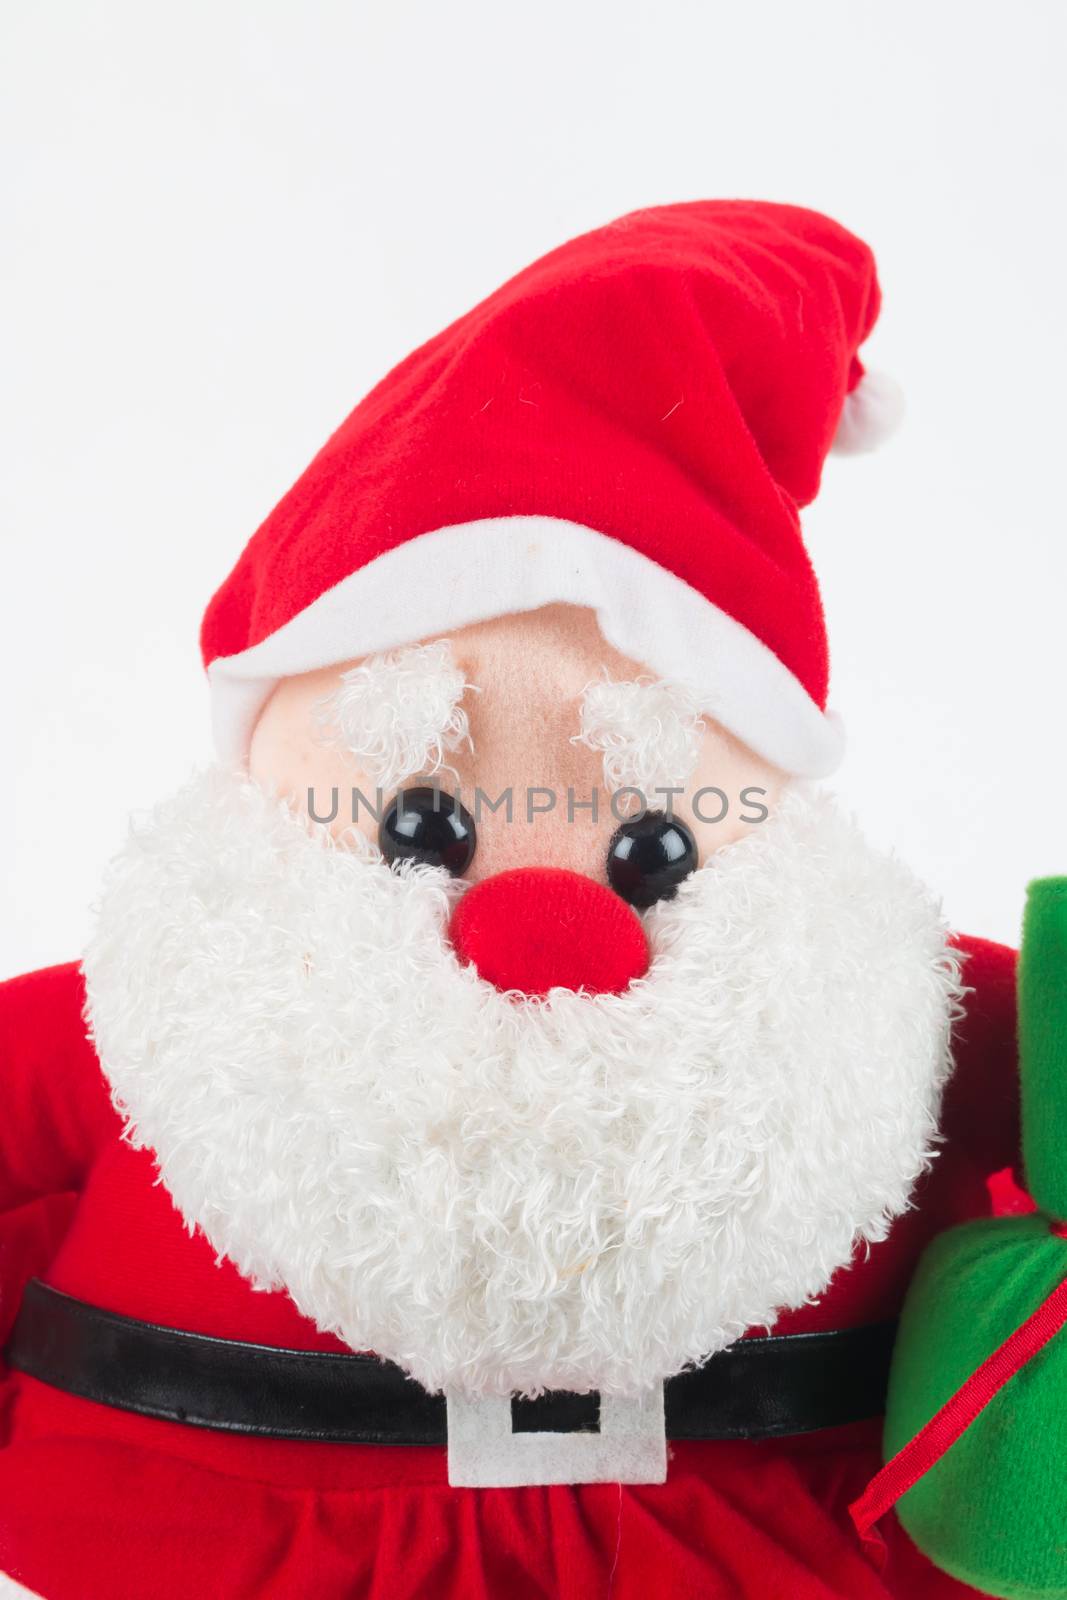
[448,867,650,998]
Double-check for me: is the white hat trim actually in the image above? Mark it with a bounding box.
[208,515,845,778]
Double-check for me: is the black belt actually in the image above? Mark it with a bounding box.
[4,1279,895,1445]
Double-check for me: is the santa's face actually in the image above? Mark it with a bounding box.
[249,603,785,880]
[84,605,962,1398]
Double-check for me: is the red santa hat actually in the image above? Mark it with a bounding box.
[202,200,901,777]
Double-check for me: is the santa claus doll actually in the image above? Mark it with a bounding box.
[0,202,1029,1599]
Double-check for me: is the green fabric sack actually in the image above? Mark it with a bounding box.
[882,878,1067,1599]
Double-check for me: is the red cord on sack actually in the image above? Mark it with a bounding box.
[849,1231,1067,1565]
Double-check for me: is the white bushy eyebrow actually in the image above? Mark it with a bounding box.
[314,640,474,793]
[574,674,705,796]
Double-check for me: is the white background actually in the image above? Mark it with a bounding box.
[2,2,1065,979]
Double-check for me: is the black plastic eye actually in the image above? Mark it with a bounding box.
[606,809,698,909]
[379,786,476,877]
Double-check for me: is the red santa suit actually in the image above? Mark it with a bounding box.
[0,941,1018,1599]
[0,201,1016,1599]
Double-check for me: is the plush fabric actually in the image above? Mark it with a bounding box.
[0,1412,991,1600]
[201,200,891,774]
[0,936,1017,1597]
[315,639,471,795]
[575,673,705,795]
[0,1570,42,1598]
[885,1215,1067,1599]
[879,878,1067,1599]
[447,866,650,997]
[1018,877,1067,1218]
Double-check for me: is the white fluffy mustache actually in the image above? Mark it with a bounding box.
[84,768,963,1399]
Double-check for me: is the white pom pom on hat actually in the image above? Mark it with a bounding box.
[832,369,906,455]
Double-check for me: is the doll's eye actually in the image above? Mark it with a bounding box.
[606,810,698,909]
[379,787,477,877]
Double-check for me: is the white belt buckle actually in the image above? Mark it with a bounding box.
[445,1384,667,1488]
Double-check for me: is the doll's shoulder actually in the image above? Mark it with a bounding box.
[952,933,1017,1050]
[941,934,1019,1174]
[0,960,92,1053]
[0,962,115,1135]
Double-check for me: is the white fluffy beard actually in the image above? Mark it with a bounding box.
[83,768,963,1400]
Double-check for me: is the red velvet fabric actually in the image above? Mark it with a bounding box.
[0,1404,990,1600]
[0,938,1017,1598]
[200,201,884,711]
